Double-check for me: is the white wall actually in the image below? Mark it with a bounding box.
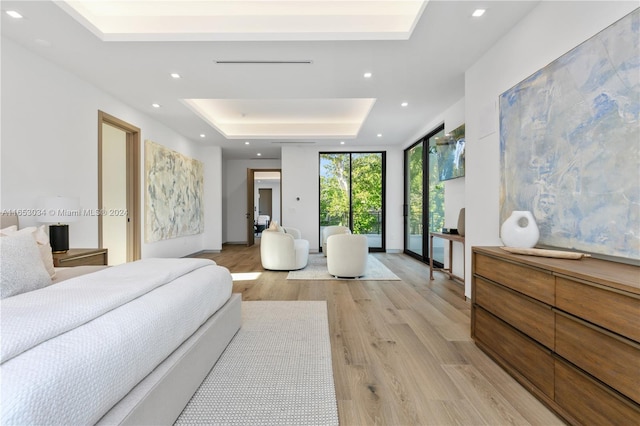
[464,1,637,298]
[1,38,223,258]
[223,158,281,244]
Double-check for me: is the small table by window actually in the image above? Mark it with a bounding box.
[429,232,464,283]
[53,248,108,267]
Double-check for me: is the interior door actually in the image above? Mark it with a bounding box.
[98,111,140,263]
[246,169,255,247]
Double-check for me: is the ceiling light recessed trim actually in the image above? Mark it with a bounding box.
[55,1,428,42]
[181,98,376,140]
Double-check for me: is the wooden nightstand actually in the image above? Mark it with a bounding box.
[53,248,109,267]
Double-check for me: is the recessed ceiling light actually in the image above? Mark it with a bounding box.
[472,9,486,17]
[6,10,23,19]
[244,141,250,145]
[401,102,408,107]
[200,134,205,138]
[340,141,345,145]
[377,133,382,138]
[152,103,161,108]
[257,153,262,156]
[170,73,181,79]
[364,72,372,78]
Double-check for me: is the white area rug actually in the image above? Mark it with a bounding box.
[287,254,401,280]
[175,301,339,426]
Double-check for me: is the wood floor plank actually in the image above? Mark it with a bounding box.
[442,364,532,425]
[192,243,563,425]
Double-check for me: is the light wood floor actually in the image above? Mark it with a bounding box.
[192,243,564,426]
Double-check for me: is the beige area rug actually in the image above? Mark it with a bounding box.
[175,301,339,426]
[287,254,401,280]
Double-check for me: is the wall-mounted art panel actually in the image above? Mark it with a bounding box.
[435,123,465,181]
[499,9,639,260]
[145,140,204,242]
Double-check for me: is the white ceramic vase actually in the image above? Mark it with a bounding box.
[500,210,539,248]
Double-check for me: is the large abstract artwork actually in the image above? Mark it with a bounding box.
[436,123,465,181]
[499,9,639,261]
[145,140,204,242]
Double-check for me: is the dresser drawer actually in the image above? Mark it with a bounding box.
[474,253,554,304]
[475,277,554,349]
[556,276,640,343]
[555,358,640,426]
[555,312,640,404]
[474,307,554,398]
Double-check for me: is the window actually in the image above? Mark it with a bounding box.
[319,152,385,251]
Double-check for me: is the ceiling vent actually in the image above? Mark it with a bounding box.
[272,141,317,144]
[214,60,313,64]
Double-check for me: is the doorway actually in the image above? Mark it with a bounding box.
[246,169,281,246]
[98,111,141,264]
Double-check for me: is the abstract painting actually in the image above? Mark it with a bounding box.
[145,140,204,242]
[499,9,639,260]
[436,123,465,181]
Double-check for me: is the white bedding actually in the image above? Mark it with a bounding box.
[1,258,233,425]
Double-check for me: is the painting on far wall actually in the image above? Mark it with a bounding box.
[145,140,204,243]
[435,123,465,181]
[499,9,639,261]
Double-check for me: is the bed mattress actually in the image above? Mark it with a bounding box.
[1,258,233,425]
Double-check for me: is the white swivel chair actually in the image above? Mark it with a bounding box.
[321,225,351,256]
[260,227,309,271]
[326,234,368,278]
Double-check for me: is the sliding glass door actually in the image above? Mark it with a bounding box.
[405,142,424,255]
[319,152,385,251]
[404,125,445,265]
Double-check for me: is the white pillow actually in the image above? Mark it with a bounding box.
[268,221,284,233]
[0,225,17,234]
[35,225,56,279]
[1,226,36,237]
[1,226,56,279]
[0,233,52,299]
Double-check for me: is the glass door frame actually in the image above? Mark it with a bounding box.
[319,151,386,253]
[403,125,445,267]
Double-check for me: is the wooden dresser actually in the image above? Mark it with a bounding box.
[471,246,640,425]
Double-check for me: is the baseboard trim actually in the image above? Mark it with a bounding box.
[185,249,222,257]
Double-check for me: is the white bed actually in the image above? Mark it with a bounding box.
[0,214,241,425]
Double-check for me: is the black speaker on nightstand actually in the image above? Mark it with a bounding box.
[49,224,69,253]
[39,196,78,254]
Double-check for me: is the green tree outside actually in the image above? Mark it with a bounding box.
[320,153,382,234]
